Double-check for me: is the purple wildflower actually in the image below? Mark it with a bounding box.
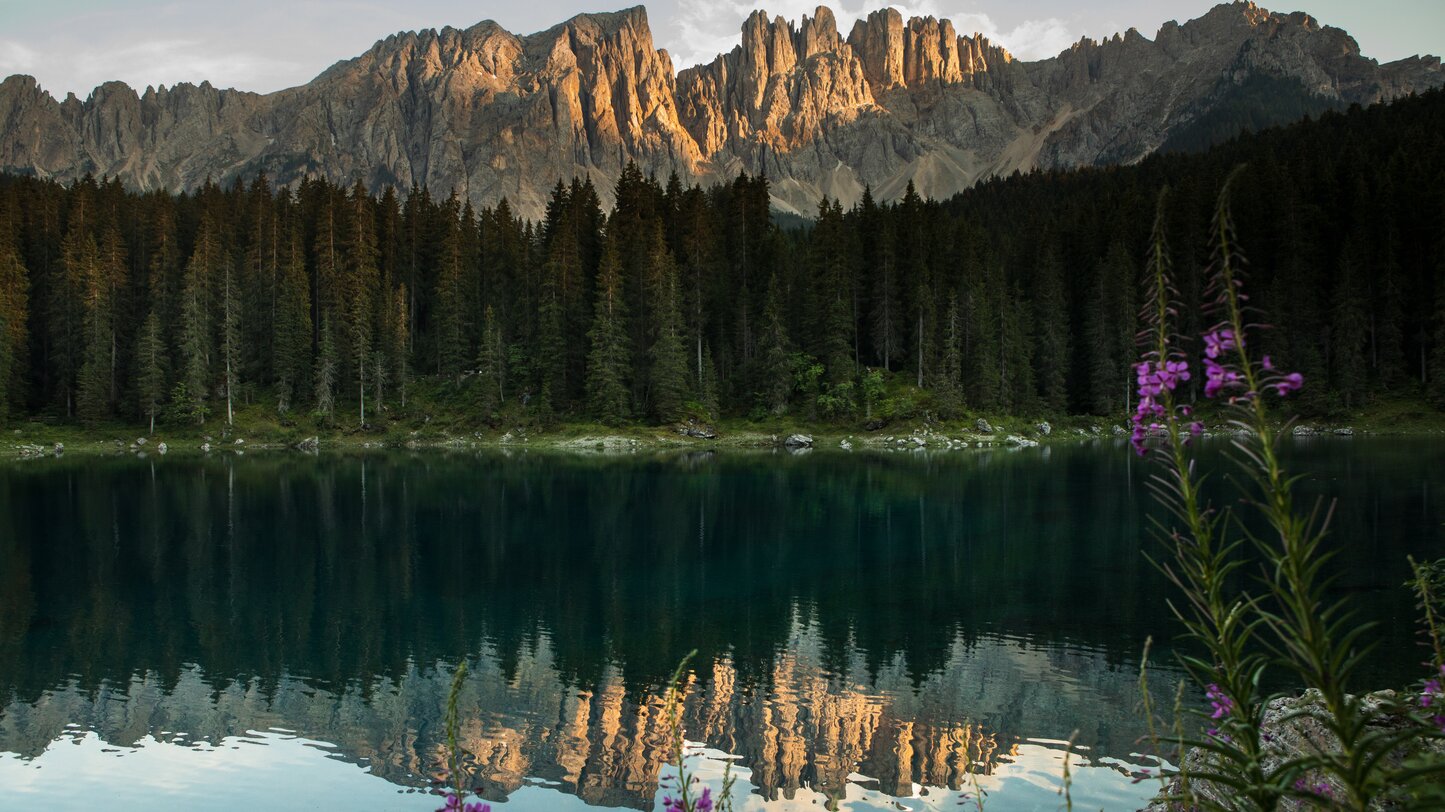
[1202,358,1241,399]
[1203,329,1237,360]
[1272,372,1304,396]
[1130,359,1192,456]
[696,787,714,812]
[1294,778,1334,800]
[1206,684,1234,720]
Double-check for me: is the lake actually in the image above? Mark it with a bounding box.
[0,438,1440,810]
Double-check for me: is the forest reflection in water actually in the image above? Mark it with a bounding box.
[0,440,1439,809]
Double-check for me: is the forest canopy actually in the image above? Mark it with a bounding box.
[0,89,1441,430]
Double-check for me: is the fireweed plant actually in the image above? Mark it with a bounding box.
[434,662,490,812]
[1134,171,1445,810]
[657,651,736,812]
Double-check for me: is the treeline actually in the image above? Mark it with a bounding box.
[0,89,1442,429]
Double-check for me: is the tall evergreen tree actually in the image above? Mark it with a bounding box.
[0,200,29,420]
[756,273,792,414]
[585,238,631,424]
[647,229,690,422]
[1031,241,1070,412]
[475,304,505,415]
[175,214,220,425]
[134,309,166,434]
[220,255,241,427]
[935,292,964,416]
[314,316,338,424]
[273,233,312,415]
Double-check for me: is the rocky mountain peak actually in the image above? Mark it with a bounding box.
[0,2,1439,219]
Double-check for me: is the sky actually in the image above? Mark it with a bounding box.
[0,0,1440,98]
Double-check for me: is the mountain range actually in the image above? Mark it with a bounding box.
[0,1,1439,218]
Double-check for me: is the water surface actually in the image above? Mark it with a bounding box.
[0,439,1439,810]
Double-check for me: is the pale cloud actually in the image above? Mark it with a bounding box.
[62,39,306,96]
[0,41,37,76]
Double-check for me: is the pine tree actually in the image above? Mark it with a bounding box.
[435,198,468,383]
[387,285,410,410]
[1031,241,1070,413]
[961,236,1000,410]
[475,304,506,415]
[935,292,963,415]
[54,200,97,416]
[756,273,792,414]
[536,252,567,410]
[869,222,900,371]
[176,215,219,425]
[273,233,312,415]
[345,184,377,424]
[1332,238,1370,410]
[1085,241,1134,415]
[220,256,241,427]
[648,234,690,423]
[0,201,28,421]
[585,238,631,424]
[134,309,166,434]
[314,316,338,424]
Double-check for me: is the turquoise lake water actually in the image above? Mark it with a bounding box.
[0,438,1440,810]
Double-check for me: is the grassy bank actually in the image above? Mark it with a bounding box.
[5,387,1445,459]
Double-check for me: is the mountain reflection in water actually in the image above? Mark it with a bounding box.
[0,441,1437,809]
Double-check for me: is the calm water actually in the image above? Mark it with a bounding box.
[0,439,1440,811]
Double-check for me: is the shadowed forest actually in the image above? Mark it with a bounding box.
[0,90,1441,431]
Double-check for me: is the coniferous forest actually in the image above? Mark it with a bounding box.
[0,90,1442,432]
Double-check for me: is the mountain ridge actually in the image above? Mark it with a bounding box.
[0,1,1440,218]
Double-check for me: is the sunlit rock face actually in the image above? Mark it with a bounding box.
[0,2,1439,218]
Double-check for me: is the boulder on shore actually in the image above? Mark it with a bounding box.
[975,418,994,434]
[294,436,320,452]
[783,434,813,449]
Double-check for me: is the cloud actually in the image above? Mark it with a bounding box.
[0,41,38,76]
[661,0,1079,70]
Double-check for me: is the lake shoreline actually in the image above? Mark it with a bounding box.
[1,408,1433,460]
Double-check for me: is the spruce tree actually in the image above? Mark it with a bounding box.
[345,185,377,424]
[1332,239,1370,410]
[756,272,792,414]
[475,304,505,415]
[220,256,241,427]
[585,238,631,424]
[0,202,28,421]
[435,198,468,383]
[314,315,338,424]
[1031,241,1070,413]
[388,285,410,410]
[273,233,312,415]
[176,215,218,425]
[54,202,97,416]
[134,309,166,434]
[648,235,690,423]
[935,292,964,416]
